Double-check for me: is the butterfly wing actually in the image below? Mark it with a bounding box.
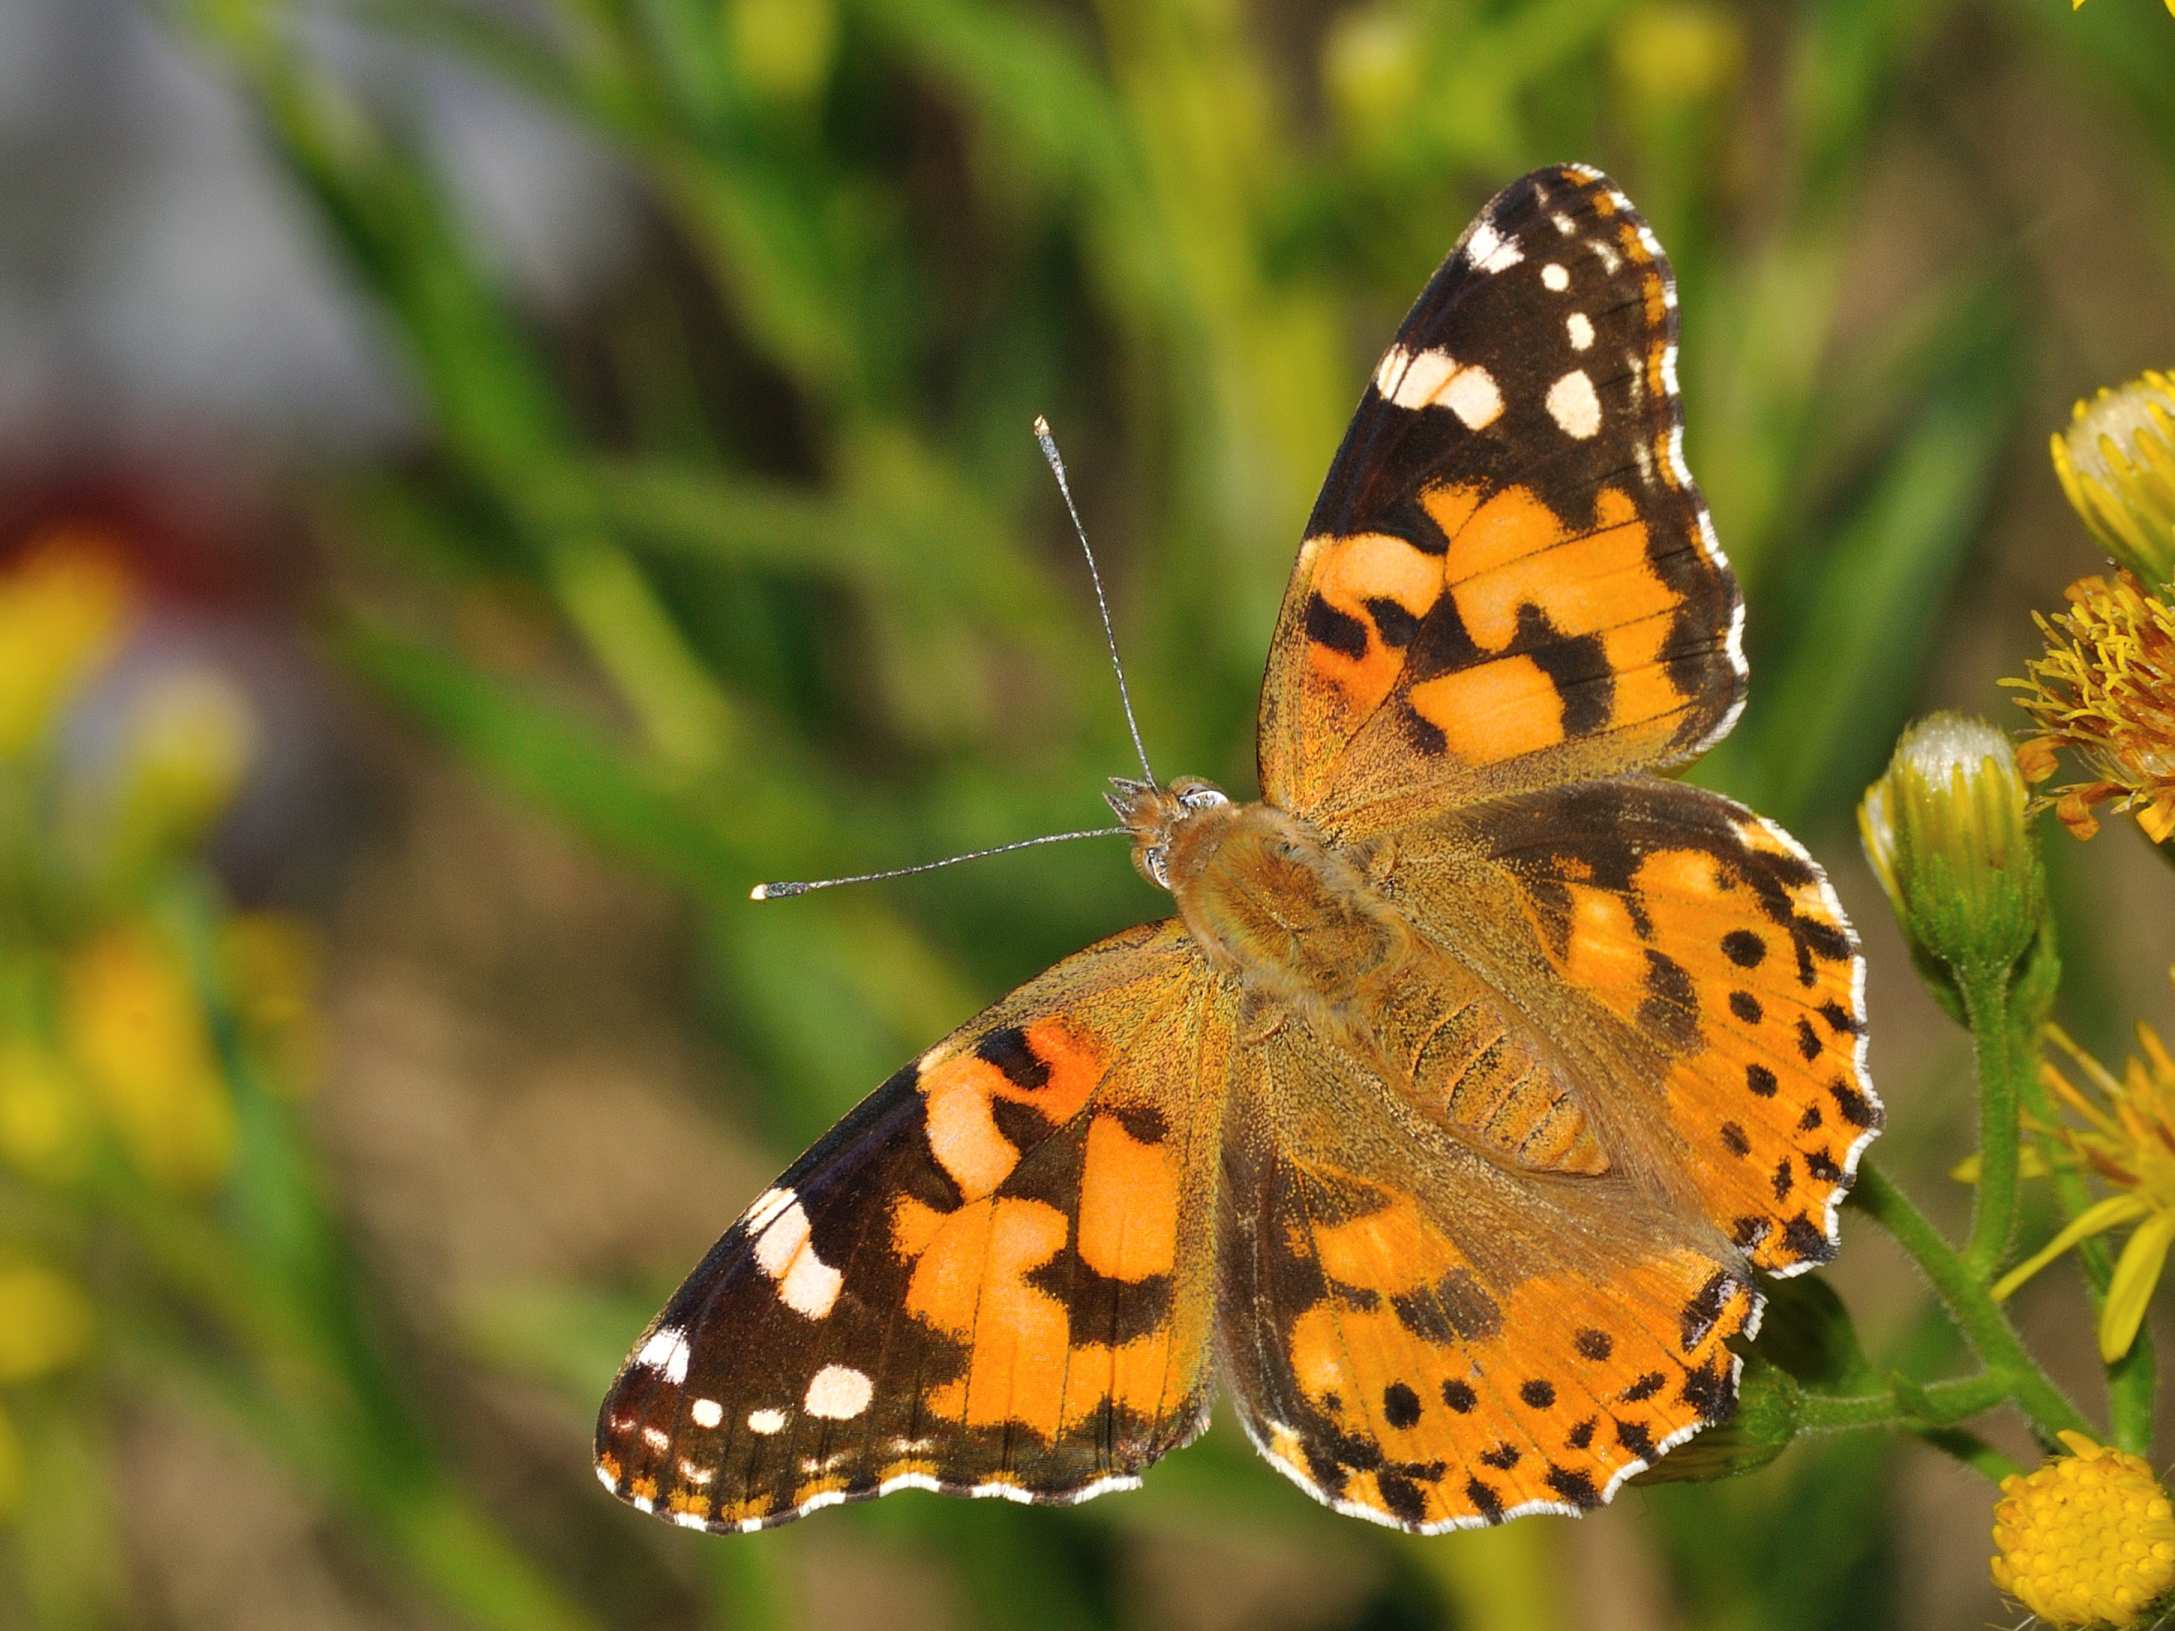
[1419,775,1881,1278]
[596,919,1230,1531]
[1258,165,1743,830]
[1217,1014,1759,1532]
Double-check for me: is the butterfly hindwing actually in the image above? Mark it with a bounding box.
[1217,1023,1759,1532]
[596,920,1227,1530]
[1400,776,1882,1279]
[1258,165,1744,830]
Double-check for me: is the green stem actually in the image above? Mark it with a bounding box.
[1850,1162,2086,1441]
[2014,1027,2159,1454]
[1961,967,2020,1280]
[1794,1370,2013,1433]
[1914,1429,2022,1483]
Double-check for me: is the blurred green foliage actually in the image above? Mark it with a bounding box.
[4,0,2175,1625]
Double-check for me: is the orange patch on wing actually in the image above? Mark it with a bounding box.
[917,1197,1072,1435]
[1060,1331,1183,1432]
[1449,487,1663,652]
[1642,272,1667,325]
[1023,1018,1105,1123]
[917,1021,1108,1197]
[1303,529,1447,715]
[1408,655,1567,765]
[1652,431,1682,488]
[1311,1185,1468,1294]
[1077,1114,1179,1282]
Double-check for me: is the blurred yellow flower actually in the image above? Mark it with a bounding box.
[730,0,838,104]
[1613,2,1745,111]
[0,1040,94,1182]
[106,667,256,870]
[2006,572,2175,844]
[0,1262,93,1384]
[2054,369,2175,588]
[1991,1430,2175,1628]
[63,922,235,1191]
[1994,977,2175,1362]
[0,529,134,760]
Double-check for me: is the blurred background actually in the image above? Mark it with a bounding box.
[2,0,2172,1626]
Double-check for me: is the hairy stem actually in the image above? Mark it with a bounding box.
[1850,1162,2086,1441]
[1962,968,2020,1280]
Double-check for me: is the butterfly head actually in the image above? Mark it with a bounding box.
[1106,775,1231,892]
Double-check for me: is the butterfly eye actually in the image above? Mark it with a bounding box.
[1143,846,1170,888]
[1178,786,1228,811]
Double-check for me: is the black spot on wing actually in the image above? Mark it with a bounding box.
[1305,593,1369,660]
[976,1027,1050,1092]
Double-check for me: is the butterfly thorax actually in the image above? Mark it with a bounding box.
[1160,798,1406,1011]
[1120,779,1609,1175]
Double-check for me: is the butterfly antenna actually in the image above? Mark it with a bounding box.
[751,826,1128,900]
[1034,415,1156,787]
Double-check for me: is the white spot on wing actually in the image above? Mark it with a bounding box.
[752,1194,844,1319]
[1546,370,1602,439]
[1443,365,1503,429]
[642,1426,670,1451]
[1566,312,1594,351]
[690,1397,723,1429]
[804,1364,874,1420]
[1541,262,1569,292]
[1465,218,1524,273]
[637,1325,691,1385]
[747,1407,789,1435]
[1375,345,1501,428]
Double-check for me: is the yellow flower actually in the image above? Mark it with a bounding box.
[63,921,235,1190]
[2006,572,2175,844]
[2053,370,2175,589]
[0,1262,93,1385]
[1994,975,2175,1362]
[0,1039,94,1182]
[0,529,134,759]
[1992,1431,2175,1628]
[104,666,256,871]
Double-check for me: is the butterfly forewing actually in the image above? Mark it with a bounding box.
[1258,165,1744,829]
[596,920,1228,1530]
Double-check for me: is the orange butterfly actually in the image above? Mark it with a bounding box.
[595,165,1879,1534]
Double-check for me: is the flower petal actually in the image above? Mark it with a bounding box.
[2099,1209,2175,1363]
[1992,1193,2151,1302]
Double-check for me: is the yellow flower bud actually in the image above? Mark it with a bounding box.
[1992,1431,2175,1628]
[1859,713,2046,982]
[2053,370,2175,591]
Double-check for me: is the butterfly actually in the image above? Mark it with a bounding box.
[594,164,1880,1535]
